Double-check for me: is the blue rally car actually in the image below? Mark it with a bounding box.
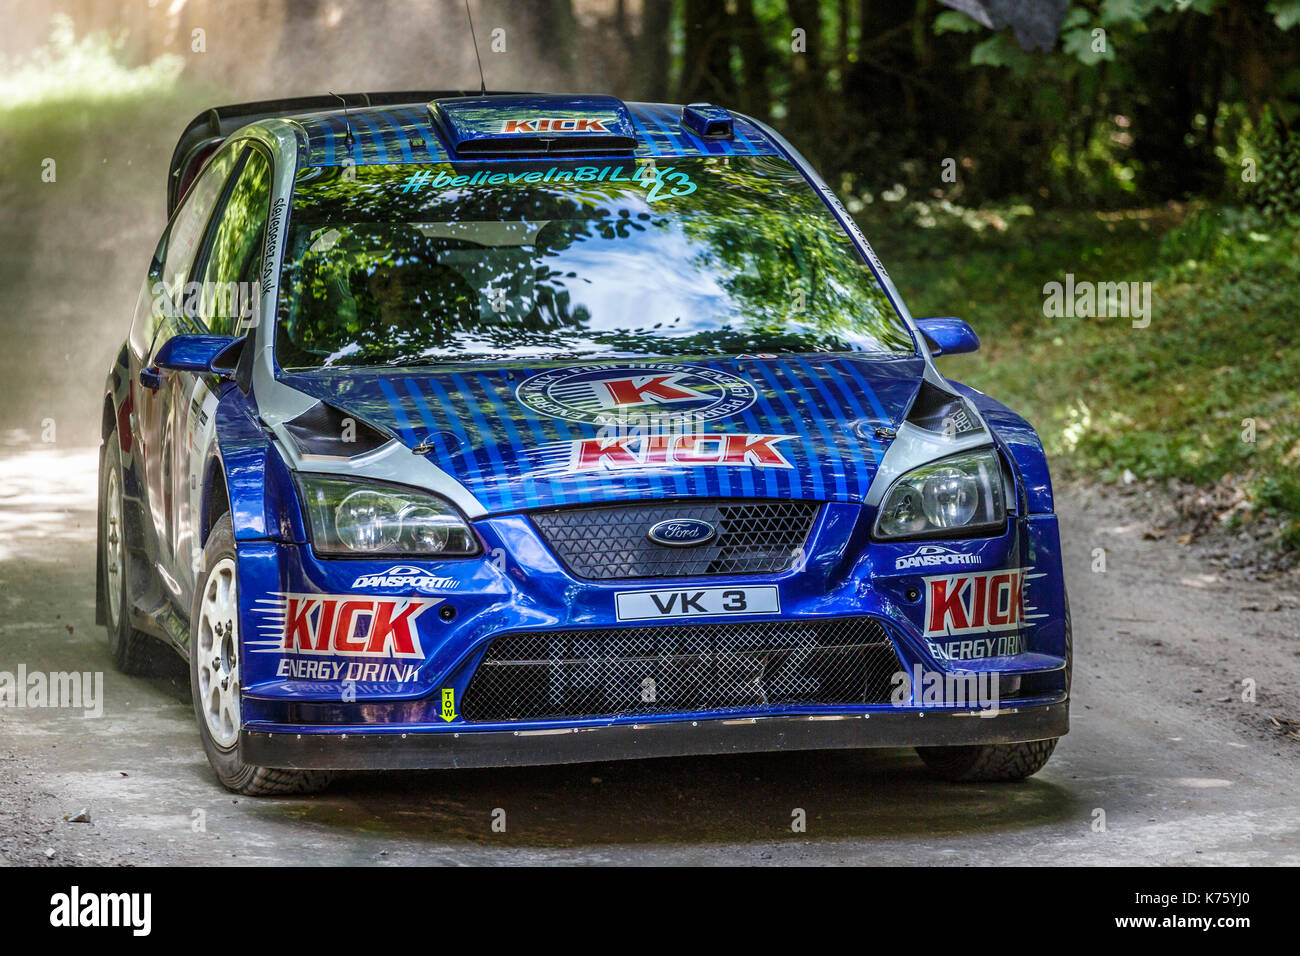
[97,91,1071,794]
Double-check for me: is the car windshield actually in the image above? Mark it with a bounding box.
[274,155,914,368]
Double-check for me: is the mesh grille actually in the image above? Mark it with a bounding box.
[461,618,901,722]
[531,500,819,579]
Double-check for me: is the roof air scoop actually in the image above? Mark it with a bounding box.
[680,103,734,139]
[430,93,638,157]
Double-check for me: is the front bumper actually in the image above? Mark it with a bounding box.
[241,698,1068,770]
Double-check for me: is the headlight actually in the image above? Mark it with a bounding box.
[874,449,1005,540]
[296,475,478,556]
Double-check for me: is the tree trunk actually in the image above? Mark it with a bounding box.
[679,0,738,105]
[635,0,673,102]
[734,0,772,119]
[786,0,828,163]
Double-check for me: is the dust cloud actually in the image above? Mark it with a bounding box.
[0,0,643,445]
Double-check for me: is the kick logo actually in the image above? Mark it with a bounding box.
[250,594,438,659]
[500,117,611,134]
[923,568,1026,638]
[567,432,793,473]
[516,362,757,425]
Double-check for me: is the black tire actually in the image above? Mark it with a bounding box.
[190,513,333,796]
[916,738,1059,782]
[99,435,164,675]
[920,590,1072,783]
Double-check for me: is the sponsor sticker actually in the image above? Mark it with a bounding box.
[275,659,422,682]
[250,594,438,665]
[944,404,980,436]
[615,585,779,621]
[261,196,286,288]
[500,118,610,134]
[351,565,459,592]
[926,634,1025,662]
[566,432,793,473]
[395,163,696,202]
[894,544,982,571]
[516,362,757,425]
[923,568,1026,638]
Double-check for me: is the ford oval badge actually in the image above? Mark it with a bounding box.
[647,518,716,548]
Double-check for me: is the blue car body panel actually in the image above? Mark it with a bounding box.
[278,354,924,513]
[98,92,1072,772]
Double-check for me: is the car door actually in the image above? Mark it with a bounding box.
[169,145,274,610]
[132,145,241,618]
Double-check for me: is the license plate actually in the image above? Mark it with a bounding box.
[614,586,779,622]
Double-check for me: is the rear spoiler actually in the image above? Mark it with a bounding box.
[166,90,524,216]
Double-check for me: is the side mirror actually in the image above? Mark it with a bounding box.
[140,334,242,390]
[914,317,980,357]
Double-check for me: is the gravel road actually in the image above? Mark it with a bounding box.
[1,447,1296,866]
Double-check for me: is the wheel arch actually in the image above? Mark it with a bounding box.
[101,393,116,442]
[210,388,303,543]
[200,452,231,548]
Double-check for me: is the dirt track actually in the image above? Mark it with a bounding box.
[0,447,1296,866]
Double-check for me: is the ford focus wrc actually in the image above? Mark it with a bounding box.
[97,91,1071,794]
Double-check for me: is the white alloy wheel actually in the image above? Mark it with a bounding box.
[196,556,241,749]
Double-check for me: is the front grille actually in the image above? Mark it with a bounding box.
[461,618,901,722]
[531,500,819,580]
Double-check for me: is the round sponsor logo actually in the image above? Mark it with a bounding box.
[515,363,757,426]
[647,518,717,548]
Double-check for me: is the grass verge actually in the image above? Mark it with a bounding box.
[865,201,1300,551]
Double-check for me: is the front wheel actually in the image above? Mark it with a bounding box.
[189,513,333,796]
[916,738,1059,782]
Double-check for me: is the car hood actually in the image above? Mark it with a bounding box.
[279,353,925,514]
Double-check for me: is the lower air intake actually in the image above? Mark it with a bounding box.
[461,618,901,722]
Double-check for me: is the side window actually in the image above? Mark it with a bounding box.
[130,147,238,359]
[162,149,239,301]
[195,148,272,336]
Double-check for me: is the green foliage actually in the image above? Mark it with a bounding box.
[911,0,1300,207]
[1157,205,1267,262]
[1268,0,1300,31]
[933,10,984,34]
[1060,10,1115,66]
[969,31,1038,74]
[871,201,1300,550]
[1251,107,1300,218]
[1099,0,1145,24]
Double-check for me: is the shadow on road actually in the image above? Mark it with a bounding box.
[245,748,1080,848]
